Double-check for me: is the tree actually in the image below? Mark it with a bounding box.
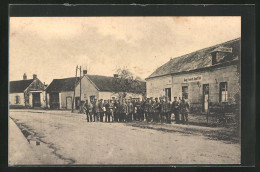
[112,67,146,100]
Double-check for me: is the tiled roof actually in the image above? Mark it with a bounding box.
[147,38,240,79]
[46,77,80,92]
[10,79,34,93]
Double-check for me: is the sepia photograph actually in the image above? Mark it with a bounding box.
[9,16,241,165]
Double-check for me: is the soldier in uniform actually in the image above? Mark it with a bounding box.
[153,98,160,123]
[83,100,89,122]
[104,100,109,122]
[128,99,134,122]
[165,97,172,124]
[98,99,104,122]
[146,98,152,123]
[150,98,156,122]
[122,99,128,122]
[92,99,97,122]
[135,98,141,121]
[144,98,148,122]
[161,97,166,123]
[180,97,190,125]
[108,99,114,122]
[140,99,145,121]
[89,100,93,122]
[114,99,119,122]
[172,96,180,123]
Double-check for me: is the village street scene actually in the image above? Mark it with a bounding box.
[9,17,241,165]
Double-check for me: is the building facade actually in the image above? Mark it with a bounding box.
[75,74,145,103]
[46,77,79,110]
[9,74,45,108]
[46,74,146,110]
[146,38,240,114]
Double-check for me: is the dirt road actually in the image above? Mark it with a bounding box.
[9,110,240,165]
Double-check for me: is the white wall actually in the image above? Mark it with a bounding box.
[75,76,99,102]
[146,75,172,99]
[9,93,25,106]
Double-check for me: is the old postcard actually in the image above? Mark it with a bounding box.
[9,16,241,165]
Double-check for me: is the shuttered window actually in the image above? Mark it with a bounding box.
[15,96,20,104]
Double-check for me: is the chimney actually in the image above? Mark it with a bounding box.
[113,74,119,78]
[33,74,37,80]
[23,73,27,80]
[83,70,87,75]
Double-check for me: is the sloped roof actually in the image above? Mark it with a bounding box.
[147,38,240,79]
[10,79,34,93]
[87,75,146,94]
[46,77,80,92]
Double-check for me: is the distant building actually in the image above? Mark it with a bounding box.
[146,38,240,113]
[9,74,45,108]
[46,77,79,109]
[46,73,146,110]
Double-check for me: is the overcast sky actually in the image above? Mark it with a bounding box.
[9,17,241,84]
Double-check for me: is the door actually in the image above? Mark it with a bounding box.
[66,97,72,110]
[32,93,41,108]
[203,84,209,112]
[165,88,171,101]
[50,93,59,109]
[75,97,80,110]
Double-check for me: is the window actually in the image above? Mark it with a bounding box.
[182,86,188,99]
[165,88,171,101]
[15,96,20,104]
[219,82,228,102]
[90,96,95,102]
[84,94,87,98]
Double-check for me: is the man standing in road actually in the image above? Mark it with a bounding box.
[83,100,89,122]
[127,99,134,122]
[180,97,190,125]
[122,99,128,122]
[172,96,180,124]
[165,97,172,124]
[99,99,104,122]
[89,100,93,122]
[154,97,160,123]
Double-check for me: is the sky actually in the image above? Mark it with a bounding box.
[9,17,241,84]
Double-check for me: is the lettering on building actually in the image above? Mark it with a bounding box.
[183,76,202,83]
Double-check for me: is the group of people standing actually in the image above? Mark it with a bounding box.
[83,96,190,125]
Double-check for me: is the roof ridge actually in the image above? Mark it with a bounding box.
[10,79,34,82]
[169,37,241,62]
[53,76,80,80]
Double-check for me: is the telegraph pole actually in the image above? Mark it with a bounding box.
[72,65,78,113]
[79,66,82,111]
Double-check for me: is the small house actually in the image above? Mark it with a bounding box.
[9,74,45,108]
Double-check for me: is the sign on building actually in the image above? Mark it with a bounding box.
[183,75,202,83]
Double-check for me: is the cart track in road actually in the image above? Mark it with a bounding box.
[9,110,240,164]
[10,117,76,165]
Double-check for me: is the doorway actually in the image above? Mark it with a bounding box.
[50,93,59,109]
[32,92,41,108]
[75,97,80,110]
[66,96,72,110]
[203,84,209,112]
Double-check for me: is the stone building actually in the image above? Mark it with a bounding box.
[146,38,240,113]
[9,74,45,108]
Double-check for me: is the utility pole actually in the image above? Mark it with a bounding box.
[79,66,82,112]
[72,65,78,113]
